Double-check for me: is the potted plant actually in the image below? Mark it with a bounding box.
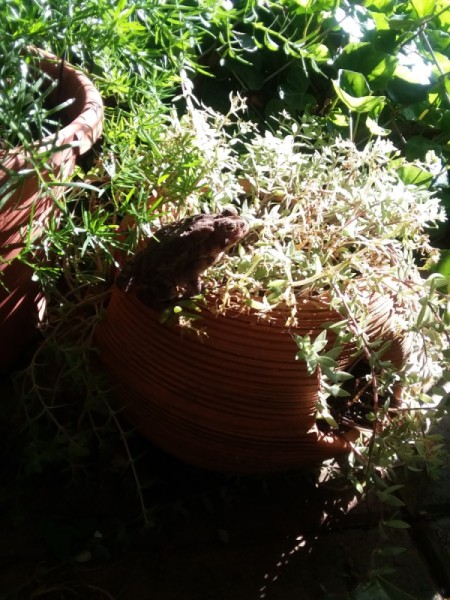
[0,45,103,370]
[94,96,449,473]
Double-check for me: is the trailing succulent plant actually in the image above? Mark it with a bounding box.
[121,92,449,491]
[18,88,449,527]
[140,95,446,318]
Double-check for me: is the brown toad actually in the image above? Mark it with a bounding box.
[117,211,248,307]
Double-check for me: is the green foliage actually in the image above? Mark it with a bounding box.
[27,92,449,483]
[0,46,68,151]
[1,0,239,106]
[2,0,449,246]
[0,2,449,588]
[186,0,450,250]
[348,577,418,600]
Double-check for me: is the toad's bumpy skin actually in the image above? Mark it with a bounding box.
[116,211,249,307]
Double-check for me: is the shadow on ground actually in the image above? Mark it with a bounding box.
[0,365,446,600]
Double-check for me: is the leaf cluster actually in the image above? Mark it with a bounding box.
[177,102,446,317]
[1,3,448,572]
[189,0,450,264]
[2,0,448,261]
[192,0,449,153]
[0,46,65,151]
[127,97,450,562]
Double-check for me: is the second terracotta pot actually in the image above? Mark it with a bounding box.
[0,49,103,371]
[95,284,407,473]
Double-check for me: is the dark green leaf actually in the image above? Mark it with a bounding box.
[377,575,419,599]
[432,250,450,275]
[405,136,443,161]
[383,519,410,529]
[388,15,418,30]
[377,491,405,507]
[396,165,433,187]
[366,115,390,136]
[336,69,371,97]
[334,42,396,87]
[411,0,436,18]
[387,77,431,105]
[333,81,385,112]
[440,110,450,134]
[228,58,265,91]
[351,581,391,600]
[377,546,407,557]
[367,55,399,89]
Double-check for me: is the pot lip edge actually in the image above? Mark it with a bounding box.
[0,47,104,170]
[107,282,390,331]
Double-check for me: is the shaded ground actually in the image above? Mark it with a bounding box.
[1,365,450,600]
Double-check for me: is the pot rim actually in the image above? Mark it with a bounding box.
[0,47,104,170]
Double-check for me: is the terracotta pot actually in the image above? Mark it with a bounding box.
[0,49,103,371]
[94,284,408,473]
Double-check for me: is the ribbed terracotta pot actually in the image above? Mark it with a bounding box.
[0,49,103,371]
[94,283,408,473]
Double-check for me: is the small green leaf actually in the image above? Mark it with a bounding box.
[424,273,450,288]
[309,43,330,63]
[383,519,410,529]
[333,76,385,113]
[336,69,371,97]
[317,356,339,370]
[264,31,279,52]
[377,575,419,600]
[396,165,433,187]
[411,0,435,18]
[248,299,270,310]
[312,330,328,352]
[377,546,407,557]
[329,112,349,127]
[377,491,405,507]
[388,15,418,31]
[323,383,351,397]
[366,115,390,136]
[327,370,354,383]
[319,410,339,428]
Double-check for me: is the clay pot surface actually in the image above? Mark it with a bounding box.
[0,49,103,370]
[95,284,407,473]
